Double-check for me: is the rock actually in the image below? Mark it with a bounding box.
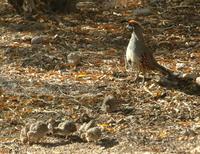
[133,8,152,16]
[196,77,200,86]
[31,36,43,44]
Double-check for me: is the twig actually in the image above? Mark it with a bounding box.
[143,86,154,96]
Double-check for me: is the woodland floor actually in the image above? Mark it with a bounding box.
[0,1,200,154]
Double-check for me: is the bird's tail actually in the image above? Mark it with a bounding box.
[154,62,172,76]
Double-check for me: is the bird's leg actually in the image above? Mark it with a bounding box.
[132,63,139,82]
[141,75,145,84]
[141,70,146,85]
[124,55,129,71]
[134,71,139,81]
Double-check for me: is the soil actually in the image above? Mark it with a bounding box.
[0,0,200,153]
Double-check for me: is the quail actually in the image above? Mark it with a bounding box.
[67,52,81,68]
[85,127,102,142]
[27,121,50,144]
[20,124,30,144]
[114,0,128,9]
[125,20,173,83]
[53,120,77,136]
[47,118,61,134]
[79,120,96,134]
[101,95,121,113]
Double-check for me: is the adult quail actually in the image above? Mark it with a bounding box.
[125,20,173,83]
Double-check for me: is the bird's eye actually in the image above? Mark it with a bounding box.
[126,25,134,30]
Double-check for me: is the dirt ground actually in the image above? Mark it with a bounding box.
[0,0,200,153]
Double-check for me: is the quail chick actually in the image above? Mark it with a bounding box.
[85,127,102,142]
[125,20,173,83]
[114,0,128,9]
[20,124,30,144]
[101,95,121,113]
[83,120,96,132]
[27,121,49,144]
[67,52,81,68]
[76,1,97,11]
[53,120,77,136]
[47,118,61,134]
[79,120,96,133]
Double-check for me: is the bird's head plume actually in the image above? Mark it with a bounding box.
[126,20,143,32]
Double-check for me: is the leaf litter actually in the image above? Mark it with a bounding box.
[0,0,200,153]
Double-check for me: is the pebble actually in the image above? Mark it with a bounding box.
[31,36,43,44]
[133,8,152,16]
